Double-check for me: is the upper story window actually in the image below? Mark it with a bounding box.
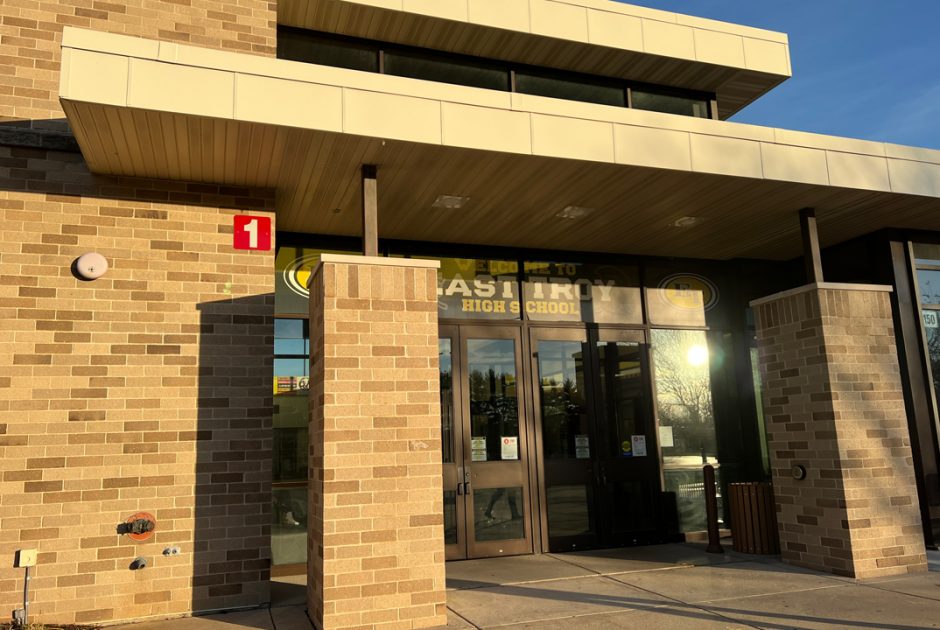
[277,27,716,119]
[277,28,379,73]
[632,89,710,119]
[384,49,510,91]
[515,71,626,108]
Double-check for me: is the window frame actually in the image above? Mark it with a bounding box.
[276,26,719,119]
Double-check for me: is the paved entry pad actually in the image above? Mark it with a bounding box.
[443,544,940,629]
[110,544,940,629]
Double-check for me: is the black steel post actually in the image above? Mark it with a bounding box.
[704,464,724,554]
[22,564,30,627]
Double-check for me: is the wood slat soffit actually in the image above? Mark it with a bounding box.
[58,28,940,261]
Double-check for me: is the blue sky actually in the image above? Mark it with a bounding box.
[620,0,940,149]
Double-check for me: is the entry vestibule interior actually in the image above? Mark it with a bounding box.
[272,241,783,569]
[440,320,730,560]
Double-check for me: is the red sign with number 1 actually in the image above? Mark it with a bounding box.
[233,215,271,251]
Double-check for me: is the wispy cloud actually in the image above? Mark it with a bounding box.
[873,81,940,149]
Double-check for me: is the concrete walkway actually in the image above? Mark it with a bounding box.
[119,543,940,629]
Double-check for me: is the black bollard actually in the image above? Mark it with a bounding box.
[704,464,724,554]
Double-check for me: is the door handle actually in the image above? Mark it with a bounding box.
[457,482,463,496]
[463,471,472,495]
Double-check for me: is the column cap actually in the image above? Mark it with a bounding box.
[307,254,441,288]
[318,253,441,269]
[749,282,893,308]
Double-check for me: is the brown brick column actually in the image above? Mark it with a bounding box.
[308,254,446,629]
[752,283,928,579]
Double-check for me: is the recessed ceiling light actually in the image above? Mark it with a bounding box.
[432,195,470,209]
[556,206,596,220]
[672,216,704,228]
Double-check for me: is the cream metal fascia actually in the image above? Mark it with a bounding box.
[280,0,792,117]
[58,27,940,201]
[303,0,791,72]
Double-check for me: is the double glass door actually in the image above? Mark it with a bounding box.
[532,327,668,552]
[439,324,670,560]
[441,325,533,560]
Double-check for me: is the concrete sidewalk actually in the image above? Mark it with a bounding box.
[119,543,940,629]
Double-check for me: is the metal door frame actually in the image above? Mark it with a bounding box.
[451,324,535,558]
[528,326,600,553]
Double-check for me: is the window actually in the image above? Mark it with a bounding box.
[913,243,940,424]
[632,89,710,118]
[384,50,509,91]
[515,71,625,108]
[522,260,641,323]
[272,317,309,567]
[276,27,717,119]
[278,28,379,73]
[651,329,718,532]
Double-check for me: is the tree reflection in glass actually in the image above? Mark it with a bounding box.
[537,340,588,459]
[651,329,718,532]
[926,311,940,410]
[440,339,454,464]
[652,329,716,463]
[467,339,519,461]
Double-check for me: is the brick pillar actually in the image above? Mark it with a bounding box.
[307,254,446,629]
[752,283,927,579]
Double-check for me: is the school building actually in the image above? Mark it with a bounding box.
[1,0,940,628]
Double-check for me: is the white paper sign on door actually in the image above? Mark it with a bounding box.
[471,437,487,461]
[575,434,590,459]
[501,436,518,460]
[659,426,674,448]
[631,435,647,457]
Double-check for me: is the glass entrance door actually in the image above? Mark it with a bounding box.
[531,327,672,552]
[593,329,665,546]
[530,328,599,551]
[440,325,533,560]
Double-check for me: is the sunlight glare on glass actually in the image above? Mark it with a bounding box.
[687,344,708,367]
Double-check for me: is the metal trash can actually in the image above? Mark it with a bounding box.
[728,482,780,554]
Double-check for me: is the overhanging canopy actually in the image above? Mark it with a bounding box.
[59,28,940,261]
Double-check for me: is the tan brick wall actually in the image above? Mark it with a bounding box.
[308,256,447,630]
[0,143,276,624]
[754,284,927,579]
[0,0,276,130]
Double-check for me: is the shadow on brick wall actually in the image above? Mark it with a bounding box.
[193,295,275,611]
[0,122,279,622]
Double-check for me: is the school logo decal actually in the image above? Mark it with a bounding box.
[657,273,719,312]
[283,254,321,299]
